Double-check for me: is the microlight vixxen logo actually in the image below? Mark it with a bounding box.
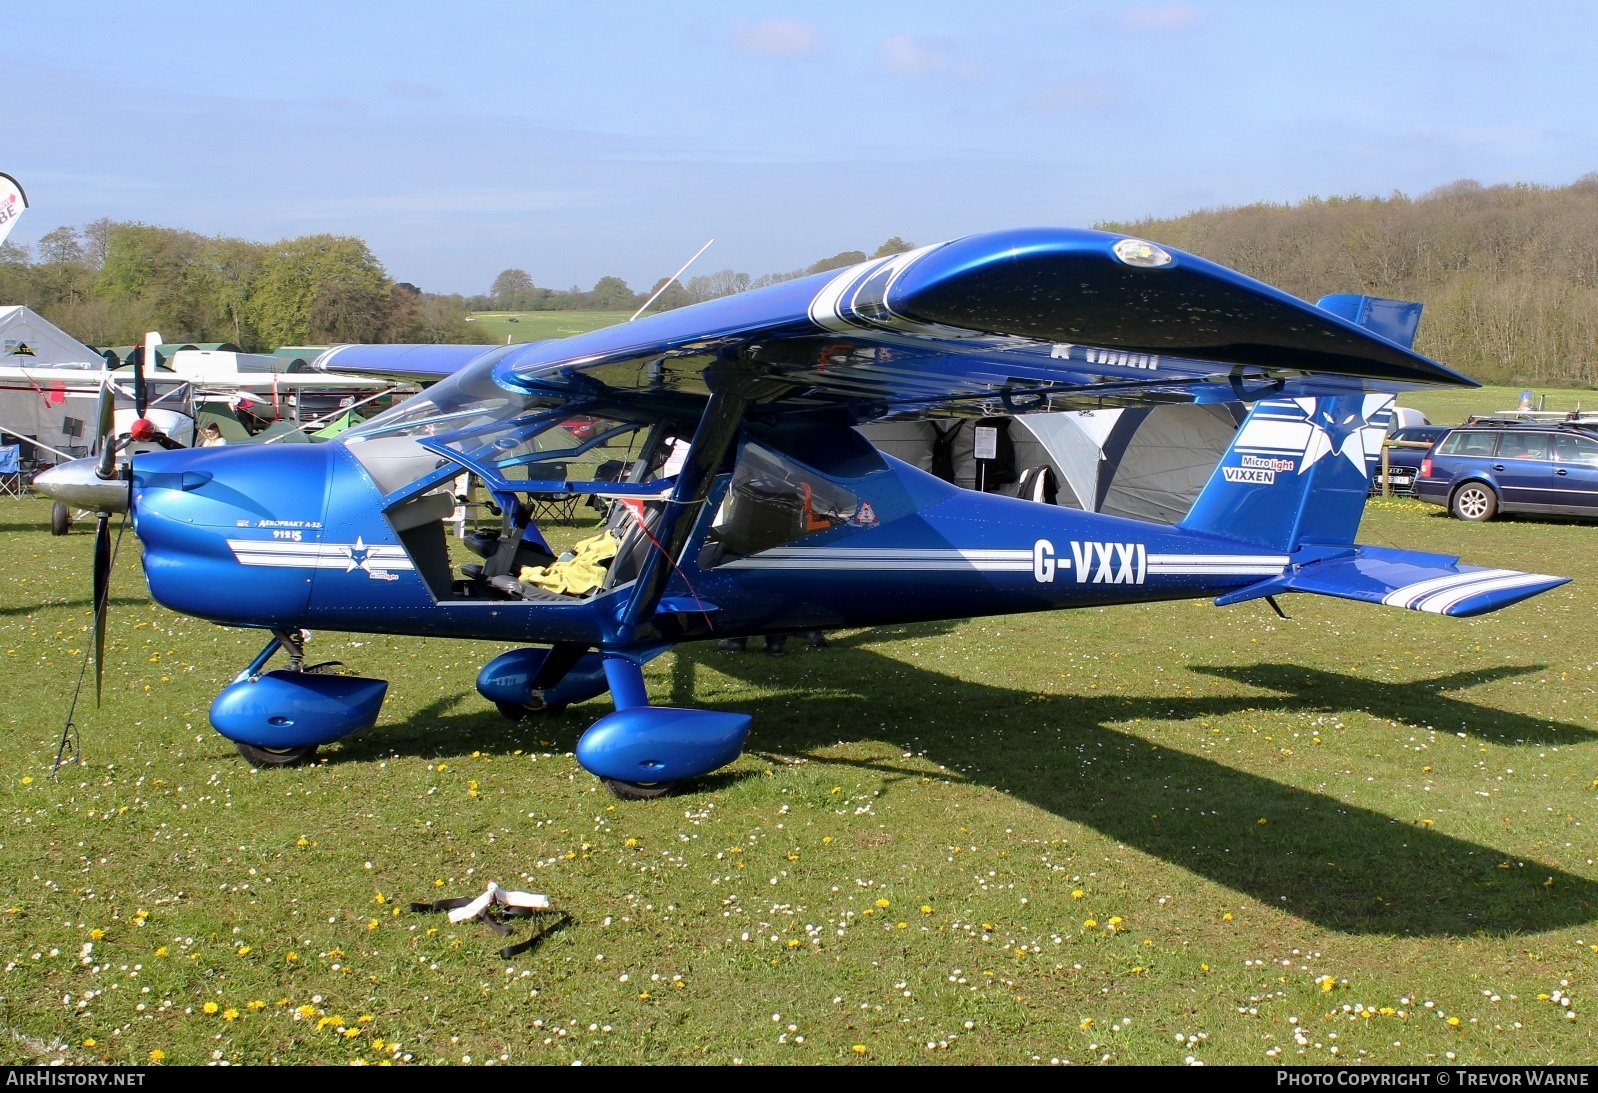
[1222,455,1296,485]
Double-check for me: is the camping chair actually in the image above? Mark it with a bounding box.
[0,445,24,498]
[526,462,582,523]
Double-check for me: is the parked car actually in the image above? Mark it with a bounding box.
[1371,425,1452,495]
[1413,420,1598,521]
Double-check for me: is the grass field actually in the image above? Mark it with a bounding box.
[1,491,1596,1066]
[1397,385,1598,426]
[466,312,632,345]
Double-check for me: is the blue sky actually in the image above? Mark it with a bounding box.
[8,1,1598,295]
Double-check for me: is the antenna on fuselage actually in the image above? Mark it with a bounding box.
[628,238,714,322]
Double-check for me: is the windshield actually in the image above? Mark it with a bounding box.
[345,345,527,441]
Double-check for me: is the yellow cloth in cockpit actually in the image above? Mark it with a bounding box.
[518,530,619,595]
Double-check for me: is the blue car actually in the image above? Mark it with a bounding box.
[1414,421,1598,520]
[1372,425,1452,495]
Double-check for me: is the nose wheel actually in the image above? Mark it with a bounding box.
[600,777,677,800]
[234,741,319,767]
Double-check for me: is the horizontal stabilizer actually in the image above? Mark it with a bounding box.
[1215,545,1568,618]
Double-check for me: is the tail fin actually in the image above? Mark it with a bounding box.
[1314,294,1423,349]
[1179,395,1393,552]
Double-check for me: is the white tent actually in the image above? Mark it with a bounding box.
[859,403,1243,526]
[0,306,107,460]
[0,306,103,369]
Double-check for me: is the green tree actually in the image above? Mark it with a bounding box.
[588,275,637,310]
[872,236,915,257]
[193,236,267,348]
[94,222,211,341]
[248,234,393,345]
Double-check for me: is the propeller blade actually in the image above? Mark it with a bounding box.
[94,379,117,480]
[131,345,148,418]
[92,513,111,705]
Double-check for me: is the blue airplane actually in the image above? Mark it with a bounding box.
[39,227,1569,798]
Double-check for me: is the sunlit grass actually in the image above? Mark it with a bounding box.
[0,497,1593,1064]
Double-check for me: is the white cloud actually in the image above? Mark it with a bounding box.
[879,34,985,81]
[733,18,828,57]
[1120,5,1205,33]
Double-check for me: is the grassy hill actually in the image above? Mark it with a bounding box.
[466,310,632,344]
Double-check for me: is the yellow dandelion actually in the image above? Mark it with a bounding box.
[276,999,289,1007]
[1257,817,1268,825]
[1317,976,1336,993]
[787,939,800,948]
[287,951,298,962]
[1079,1018,1093,1030]
[298,1005,317,1018]
[148,1050,165,1062]
[875,898,890,909]
[434,879,445,887]
[639,992,651,1000]
[1379,1007,1395,1016]
[372,1039,385,1051]
[822,836,833,844]
[223,1008,239,1021]
[830,787,841,794]
[1083,919,1098,928]
[237,945,251,955]
[202,1001,219,1015]
[374,892,386,905]
[436,764,447,773]
[1071,889,1084,900]
[1107,916,1123,926]
[368,919,379,930]
[1222,912,1234,922]
[358,1015,374,1023]
[342,1027,360,1039]
[88,928,104,940]
[851,1044,867,1054]
[624,838,637,847]
[897,922,908,929]
[246,1000,266,1010]
[1447,1016,1461,1027]
[154,946,168,957]
[82,1038,96,1048]
[296,837,309,847]
[920,905,932,914]
[20,776,32,785]
[1200,963,1210,972]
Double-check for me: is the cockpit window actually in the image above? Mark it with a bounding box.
[344,345,525,441]
[708,441,859,557]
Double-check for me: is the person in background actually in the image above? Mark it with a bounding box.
[200,422,227,447]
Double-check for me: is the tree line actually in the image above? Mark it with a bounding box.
[0,221,476,351]
[1101,175,1598,388]
[479,237,917,313]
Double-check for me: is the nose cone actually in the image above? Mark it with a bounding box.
[32,458,129,513]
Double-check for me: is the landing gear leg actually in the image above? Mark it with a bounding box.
[594,655,677,800]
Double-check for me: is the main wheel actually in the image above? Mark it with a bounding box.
[1451,482,1498,522]
[235,741,319,767]
[600,777,677,800]
[495,699,567,721]
[50,502,70,537]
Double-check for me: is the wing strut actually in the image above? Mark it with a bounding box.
[613,369,787,638]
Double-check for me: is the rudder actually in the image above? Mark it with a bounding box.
[1179,395,1393,552]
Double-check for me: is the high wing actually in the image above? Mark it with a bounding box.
[313,343,505,383]
[481,227,1473,417]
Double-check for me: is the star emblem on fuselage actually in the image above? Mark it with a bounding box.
[345,537,371,573]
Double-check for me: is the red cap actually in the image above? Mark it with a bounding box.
[129,418,157,441]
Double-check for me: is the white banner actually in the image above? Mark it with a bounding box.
[0,174,27,247]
